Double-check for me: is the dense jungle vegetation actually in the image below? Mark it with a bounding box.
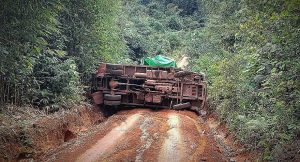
[0,0,299,160]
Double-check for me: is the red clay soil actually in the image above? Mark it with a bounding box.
[0,105,105,162]
[41,108,259,162]
[206,113,262,162]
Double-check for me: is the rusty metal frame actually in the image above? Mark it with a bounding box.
[92,63,207,112]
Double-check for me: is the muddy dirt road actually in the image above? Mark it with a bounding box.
[43,109,253,162]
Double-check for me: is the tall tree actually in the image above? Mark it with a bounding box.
[60,0,126,77]
[0,0,61,79]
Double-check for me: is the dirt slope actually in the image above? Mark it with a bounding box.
[177,55,189,69]
[0,105,105,161]
[42,109,257,162]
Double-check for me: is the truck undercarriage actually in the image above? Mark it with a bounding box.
[91,63,207,114]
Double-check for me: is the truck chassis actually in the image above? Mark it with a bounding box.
[91,63,207,113]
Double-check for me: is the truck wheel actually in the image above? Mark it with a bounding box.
[173,102,191,109]
[104,100,121,106]
[104,94,122,101]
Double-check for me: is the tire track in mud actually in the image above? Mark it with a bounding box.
[44,109,239,162]
[135,116,153,162]
[75,113,142,162]
[158,114,185,162]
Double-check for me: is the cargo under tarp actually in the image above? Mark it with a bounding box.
[142,55,176,67]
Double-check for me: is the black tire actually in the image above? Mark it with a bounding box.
[173,102,191,109]
[104,94,122,101]
[109,70,123,76]
[104,100,121,106]
[174,71,193,78]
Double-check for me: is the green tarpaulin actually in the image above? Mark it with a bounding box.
[142,55,176,67]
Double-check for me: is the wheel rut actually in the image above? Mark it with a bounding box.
[158,114,184,162]
[75,113,141,162]
[44,109,254,162]
[135,116,153,162]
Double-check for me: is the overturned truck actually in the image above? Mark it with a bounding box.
[91,63,207,114]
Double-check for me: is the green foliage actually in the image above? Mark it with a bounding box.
[60,0,127,76]
[167,16,183,30]
[123,0,298,159]
[0,0,61,77]
[30,53,82,107]
[121,0,204,62]
[191,0,300,159]
[1,0,299,159]
[0,0,125,108]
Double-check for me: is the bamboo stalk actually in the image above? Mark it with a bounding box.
[14,84,17,105]
[0,77,3,104]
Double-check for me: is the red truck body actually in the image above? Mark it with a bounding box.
[91,63,207,113]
